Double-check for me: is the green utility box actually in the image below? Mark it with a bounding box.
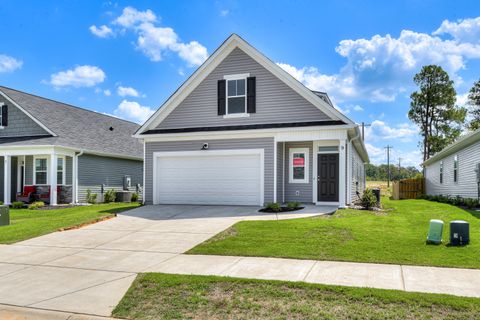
[0,205,10,226]
[427,219,444,244]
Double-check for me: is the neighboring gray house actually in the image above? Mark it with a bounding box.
[135,34,369,207]
[0,86,143,205]
[423,128,480,199]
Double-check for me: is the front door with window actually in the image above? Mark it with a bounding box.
[317,154,339,202]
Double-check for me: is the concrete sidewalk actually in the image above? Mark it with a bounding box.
[146,254,480,298]
[0,304,121,320]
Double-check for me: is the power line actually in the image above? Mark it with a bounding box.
[385,145,393,187]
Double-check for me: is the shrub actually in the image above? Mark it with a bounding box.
[464,198,479,209]
[12,201,24,209]
[0,201,3,205]
[361,189,377,210]
[265,202,282,212]
[287,201,301,209]
[86,189,97,204]
[28,201,45,210]
[103,189,116,203]
[131,192,139,202]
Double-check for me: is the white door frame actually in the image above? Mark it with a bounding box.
[312,140,345,207]
[152,149,265,206]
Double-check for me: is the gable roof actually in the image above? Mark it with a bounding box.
[0,86,142,159]
[422,128,480,166]
[135,34,355,137]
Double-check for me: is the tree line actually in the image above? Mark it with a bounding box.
[408,65,480,162]
[365,163,421,181]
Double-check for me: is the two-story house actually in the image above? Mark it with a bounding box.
[135,34,369,207]
[0,86,143,205]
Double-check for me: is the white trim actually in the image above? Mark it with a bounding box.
[134,34,354,137]
[289,147,309,184]
[56,155,66,186]
[49,154,58,205]
[223,73,250,80]
[273,136,277,203]
[33,155,49,185]
[313,140,344,205]
[316,201,340,207]
[4,156,11,205]
[16,155,24,193]
[339,139,346,207]
[0,90,57,136]
[152,148,264,206]
[142,140,146,204]
[223,113,250,119]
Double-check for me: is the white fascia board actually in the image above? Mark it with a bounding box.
[142,124,354,143]
[134,34,355,137]
[0,90,57,137]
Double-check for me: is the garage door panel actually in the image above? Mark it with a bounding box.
[155,152,262,206]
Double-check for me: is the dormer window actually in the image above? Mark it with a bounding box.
[218,74,256,117]
[0,102,7,128]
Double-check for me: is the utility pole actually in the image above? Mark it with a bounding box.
[385,145,393,187]
[361,122,371,141]
[398,157,402,170]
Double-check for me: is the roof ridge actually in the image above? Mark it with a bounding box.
[0,85,140,127]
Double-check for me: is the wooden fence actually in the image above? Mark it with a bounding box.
[392,178,425,200]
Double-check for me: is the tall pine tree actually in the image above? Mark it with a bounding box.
[467,79,480,131]
[408,65,467,162]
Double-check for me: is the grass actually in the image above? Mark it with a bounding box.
[0,202,140,244]
[113,273,480,319]
[189,198,480,269]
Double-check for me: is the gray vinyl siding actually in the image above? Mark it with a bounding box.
[65,156,73,185]
[276,142,284,203]
[156,48,332,130]
[144,137,274,205]
[25,156,33,185]
[77,154,143,202]
[283,141,313,203]
[0,96,49,137]
[425,140,480,199]
[351,144,365,203]
[0,157,3,201]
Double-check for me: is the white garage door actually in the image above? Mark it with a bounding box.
[154,150,263,206]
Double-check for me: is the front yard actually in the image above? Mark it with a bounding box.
[0,202,140,244]
[189,198,480,269]
[113,273,480,319]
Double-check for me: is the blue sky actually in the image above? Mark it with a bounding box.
[1,1,480,167]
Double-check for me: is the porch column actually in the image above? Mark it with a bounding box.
[49,154,57,205]
[72,154,77,203]
[339,140,346,208]
[4,155,11,205]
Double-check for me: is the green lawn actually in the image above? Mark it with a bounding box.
[189,198,480,269]
[113,273,480,319]
[0,202,140,244]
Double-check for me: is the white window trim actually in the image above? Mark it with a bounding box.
[33,156,49,185]
[439,160,444,184]
[289,147,309,184]
[223,73,249,116]
[57,156,66,186]
[453,154,458,183]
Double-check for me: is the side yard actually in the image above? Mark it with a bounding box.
[0,202,140,244]
[113,273,480,319]
[189,198,480,269]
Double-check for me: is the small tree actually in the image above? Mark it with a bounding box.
[408,65,467,161]
[467,79,480,131]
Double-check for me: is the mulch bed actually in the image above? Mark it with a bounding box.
[57,214,117,231]
[259,207,304,213]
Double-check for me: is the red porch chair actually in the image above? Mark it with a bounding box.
[16,186,36,203]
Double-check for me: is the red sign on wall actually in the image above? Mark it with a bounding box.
[293,157,305,167]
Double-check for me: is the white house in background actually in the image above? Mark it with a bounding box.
[423,128,480,199]
[134,34,369,208]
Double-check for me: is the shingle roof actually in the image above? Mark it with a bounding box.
[0,86,142,159]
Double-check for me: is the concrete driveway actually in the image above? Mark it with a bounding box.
[0,204,333,317]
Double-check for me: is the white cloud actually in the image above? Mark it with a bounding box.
[220,9,229,17]
[433,17,480,44]
[117,86,141,97]
[0,54,23,73]
[113,6,157,27]
[49,65,106,88]
[96,7,208,66]
[352,105,364,111]
[364,120,418,143]
[114,99,155,123]
[89,25,114,38]
[103,89,111,96]
[278,18,480,103]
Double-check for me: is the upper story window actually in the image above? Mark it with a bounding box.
[0,103,7,128]
[453,155,458,183]
[218,74,256,117]
[439,160,443,184]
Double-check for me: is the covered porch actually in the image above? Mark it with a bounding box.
[0,146,77,205]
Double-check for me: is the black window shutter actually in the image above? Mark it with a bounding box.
[1,104,7,127]
[247,77,256,113]
[218,79,226,115]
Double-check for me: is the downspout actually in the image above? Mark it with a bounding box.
[74,150,84,203]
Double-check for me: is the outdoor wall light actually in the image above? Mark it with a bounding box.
[201,143,209,150]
